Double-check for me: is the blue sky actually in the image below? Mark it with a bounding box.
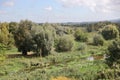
[0,0,120,22]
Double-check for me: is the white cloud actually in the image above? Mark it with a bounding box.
[45,6,53,11]
[58,0,120,13]
[0,10,7,14]
[3,1,14,7]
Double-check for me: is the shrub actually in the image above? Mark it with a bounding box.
[93,34,104,46]
[77,43,87,51]
[77,43,87,54]
[74,29,88,42]
[56,35,74,52]
[106,39,120,66]
[101,25,119,40]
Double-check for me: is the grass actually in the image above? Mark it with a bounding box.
[0,33,112,80]
[0,47,108,80]
[6,47,19,54]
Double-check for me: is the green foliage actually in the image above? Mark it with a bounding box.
[1,21,120,80]
[33,30,54,56]
[9,22,18,34]
[74,29,88,42]
[0,44,6,52]
[0,22,14,49]
[77,43,87,50]
[96,65,120,80]
[32,23,55,57]
[54,26,66,36]
[77,43,87,54]
[0,54,107,80]
[14,20,34,55]
[53,25,74,36]
[0,23,9,45]
[93,34,104,46]
[86,21,112,32]
[106,39,120,66]
[56,35,74,52]
[0,44,6,62]
[65,27,74,34]
[101,25,119,40]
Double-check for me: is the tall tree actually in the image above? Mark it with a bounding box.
[33,24,55,56]
[0,22,14,49]
[14,20,34,55]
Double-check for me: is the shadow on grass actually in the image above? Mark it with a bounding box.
[7,52,39,58]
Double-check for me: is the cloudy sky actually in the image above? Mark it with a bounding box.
[0,0,120,22]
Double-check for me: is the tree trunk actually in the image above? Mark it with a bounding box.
[22,50,27,56]
[41,47,45,57]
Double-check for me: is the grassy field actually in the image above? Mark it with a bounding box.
[1,27,117,80]
[0,41,109,80]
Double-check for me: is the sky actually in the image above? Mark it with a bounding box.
[0,0,120,23]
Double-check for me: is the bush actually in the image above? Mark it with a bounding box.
[101,25,119,40]
[106,39,120,66]
[77,43,87,54]
[56,35,74,52]
[93,34,104,46]
[74,29,88,42]
[77,43,87,51]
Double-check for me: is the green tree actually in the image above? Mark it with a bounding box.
[9,22,18,34]
[74,29,88,42]
[0,22,14,49]
[93,34,104,46]
[101,25,119,40]
[56,35,74,52]
[33,24,55,56]
[33,30,54,56]
[106,39,120,66]
[14,20,34,55]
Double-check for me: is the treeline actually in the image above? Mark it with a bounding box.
[62,21,119,32]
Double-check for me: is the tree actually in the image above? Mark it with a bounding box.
[0,22,14,49]
[32,23,55,56]
[86,21,113,32]
[0,23,9,45]
[33,30,54,56]
[56,35,74,52]
[74,29,88,42]
[106,39,120,66]
[9,22,18,34]
[14,20,34,55]
[101,25,119,40]
[93,34,104,46]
